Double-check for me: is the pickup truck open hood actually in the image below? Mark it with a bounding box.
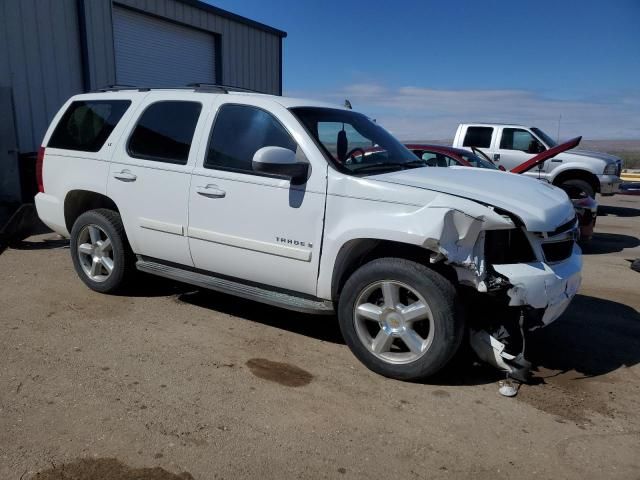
[510,137,581,174]
[373,167,575,232]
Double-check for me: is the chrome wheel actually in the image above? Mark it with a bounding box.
[354,280,435,364]
[76,224,114,283]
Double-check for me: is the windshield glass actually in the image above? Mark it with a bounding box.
[290,107,420,174]
[531,127,557,148]
[460,152,498,170]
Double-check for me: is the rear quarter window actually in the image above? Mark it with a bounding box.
[462,126,493,148]
[48,100,131,152]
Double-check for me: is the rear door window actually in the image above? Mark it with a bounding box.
[48,100,131,152]
[462,126,493,148]
[128,101,202,164]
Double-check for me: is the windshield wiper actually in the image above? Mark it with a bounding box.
[351,159,427,174]
[351,163,404,173]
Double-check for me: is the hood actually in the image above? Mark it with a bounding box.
[511,137,581,174]
[372,167,575,232]
[566,149,621,163]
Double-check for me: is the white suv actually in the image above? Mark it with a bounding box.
[35,86,582,381]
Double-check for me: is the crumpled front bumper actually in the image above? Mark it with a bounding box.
[491,244,582,327]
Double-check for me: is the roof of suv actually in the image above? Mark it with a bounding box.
[74,87,345,111]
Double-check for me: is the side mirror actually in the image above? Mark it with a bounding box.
[252,146,309,184]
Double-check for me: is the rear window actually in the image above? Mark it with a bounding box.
[462,126,493,148]
[128,101,202,164]
[48,100,131,152]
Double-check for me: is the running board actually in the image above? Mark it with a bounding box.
[135,259,334,315]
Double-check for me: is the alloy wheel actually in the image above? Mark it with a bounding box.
[353,280,435,364]
[76,224,115,283]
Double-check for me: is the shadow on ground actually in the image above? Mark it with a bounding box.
[31,457,194,480]
[9,236,69,250]
[581,232,639,254]
[177,289,345,344]
[598,204,640,218]
[527,294,640,378]
[177,288,639,387]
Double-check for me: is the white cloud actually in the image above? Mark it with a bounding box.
[286,84,640,140]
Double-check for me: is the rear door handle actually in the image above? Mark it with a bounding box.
[196,184,226,198]
[493,154,500,161]
[113,169,137,182]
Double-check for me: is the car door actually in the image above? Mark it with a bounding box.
[107,92,211,266]
[494,127,543,172]
[187,98,327,295]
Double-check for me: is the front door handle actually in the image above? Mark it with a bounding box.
[493,154,500,161]
[196,184,226,198]
[113,169,137,182]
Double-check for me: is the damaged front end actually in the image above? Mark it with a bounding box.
[421,197,582,381]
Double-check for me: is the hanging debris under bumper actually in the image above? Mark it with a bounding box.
[468,246,582,380]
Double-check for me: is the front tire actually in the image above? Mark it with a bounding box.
[70,209,134,294]
[559,178,595,199]
[337,258,465,381]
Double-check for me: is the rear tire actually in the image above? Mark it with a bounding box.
[70,209,134,294]
[337,258,465,381]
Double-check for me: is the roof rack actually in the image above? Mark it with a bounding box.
[186,83,261,94]
[96,84,151,92]
[93,83,264,94]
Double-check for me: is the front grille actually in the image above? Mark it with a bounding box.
[542,239,574,263]
[485,228,537,264]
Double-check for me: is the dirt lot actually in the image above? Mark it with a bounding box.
[1,195,639,480]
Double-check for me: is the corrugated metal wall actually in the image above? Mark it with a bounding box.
[0,0,84,153]
[0,0,283,155]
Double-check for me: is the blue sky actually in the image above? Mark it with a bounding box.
[209,0,640,140]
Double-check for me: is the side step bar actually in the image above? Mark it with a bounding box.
[136,259,335,315]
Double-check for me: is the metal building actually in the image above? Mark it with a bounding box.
[0,0,286,206]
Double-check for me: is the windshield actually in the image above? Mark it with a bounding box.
[460,152,498,170]
[531,127,557,148]
[290,107,420,174]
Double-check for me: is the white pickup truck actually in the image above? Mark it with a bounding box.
[35,86,582,382]
[453,123,622,197]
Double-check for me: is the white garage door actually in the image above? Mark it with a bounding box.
[113,7,216,87]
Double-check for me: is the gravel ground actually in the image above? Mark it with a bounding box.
[1,195,639,480]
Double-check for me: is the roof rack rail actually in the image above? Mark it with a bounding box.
[186,83,261,94]
[96,84,151,92]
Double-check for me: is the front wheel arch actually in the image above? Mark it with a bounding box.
[552,169,599,197]
[330,238,458,302]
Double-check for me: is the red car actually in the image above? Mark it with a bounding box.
[406,139,598,241]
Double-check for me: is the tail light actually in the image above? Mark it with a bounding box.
[36,146,45,193]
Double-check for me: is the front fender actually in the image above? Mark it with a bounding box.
[316,192,514,299]
[547,161,602,181]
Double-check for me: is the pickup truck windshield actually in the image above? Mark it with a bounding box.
[291,107,420,174]
[531,127,557,148]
